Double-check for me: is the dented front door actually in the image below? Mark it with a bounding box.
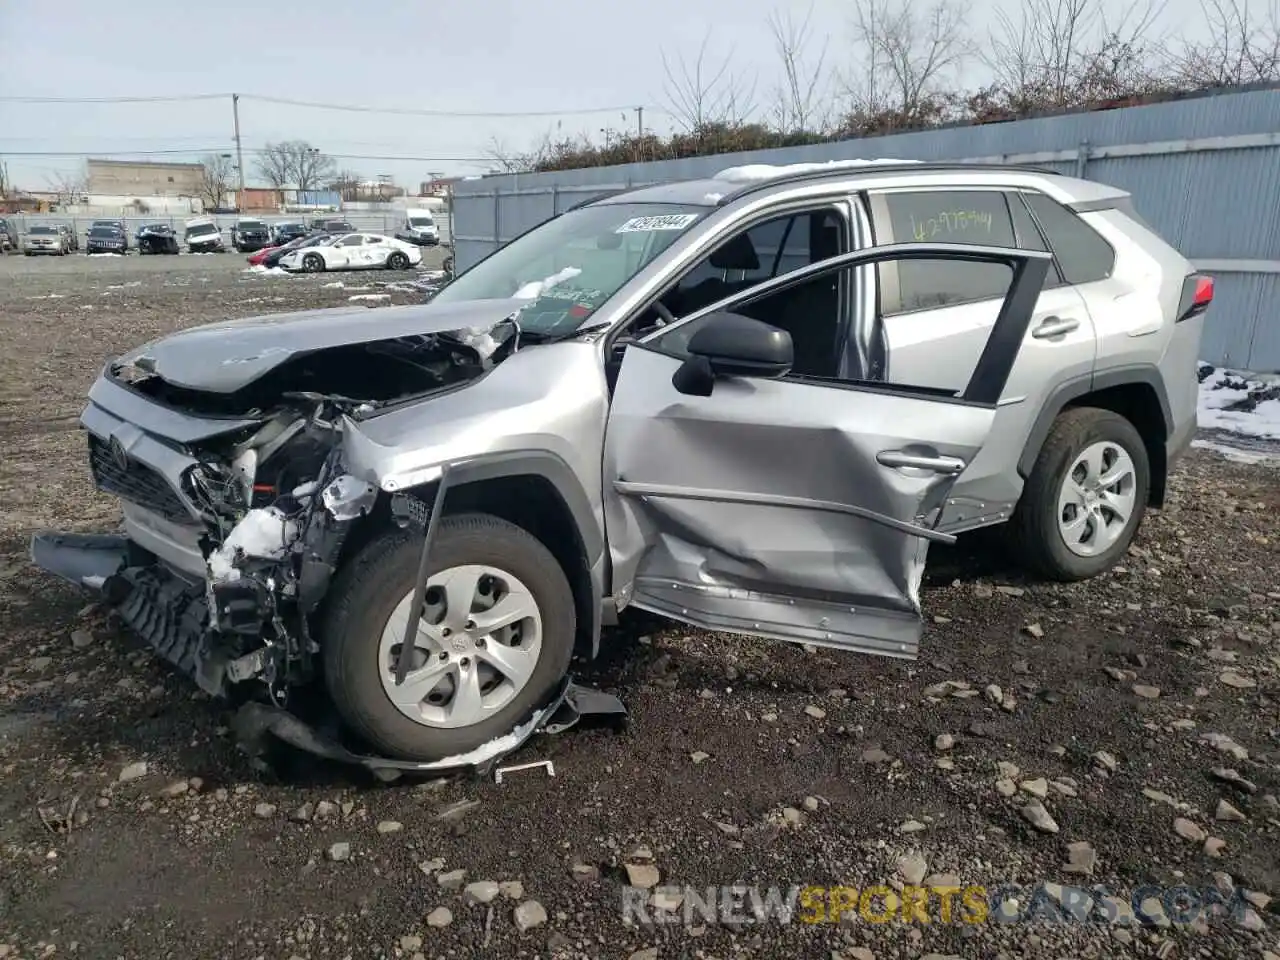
[602,242,1051,659]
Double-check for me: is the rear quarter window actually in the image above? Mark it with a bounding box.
[1023,193,1115,284]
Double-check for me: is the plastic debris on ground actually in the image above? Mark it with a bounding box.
[229,678,627,782]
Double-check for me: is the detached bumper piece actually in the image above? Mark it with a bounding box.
[30,531,229,696]
[231,678,626,782]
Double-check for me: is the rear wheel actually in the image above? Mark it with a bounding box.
[387,251,410,270]
[1007,407,1150,581]
[322,514,576,761]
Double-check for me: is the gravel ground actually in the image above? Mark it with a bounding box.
[0,255,1277,960]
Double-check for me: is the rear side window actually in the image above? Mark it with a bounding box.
[1023,193,1115,284]
[874,189,1018,314]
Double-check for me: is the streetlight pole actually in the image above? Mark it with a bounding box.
[231,94,246,208]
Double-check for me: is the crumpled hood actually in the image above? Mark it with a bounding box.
[116,298,528,394]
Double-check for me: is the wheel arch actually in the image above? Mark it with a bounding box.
[394,452,604,661]
[1018,366,1174,506]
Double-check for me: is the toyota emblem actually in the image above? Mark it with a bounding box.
[107,436,130,472]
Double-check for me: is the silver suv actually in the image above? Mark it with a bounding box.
[31,160,1210,762]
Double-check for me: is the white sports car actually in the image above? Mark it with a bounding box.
[279,233,422,273]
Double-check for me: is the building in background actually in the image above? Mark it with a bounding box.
[87,159,204,198]
[420,177,460,197]
[236,187,284,212]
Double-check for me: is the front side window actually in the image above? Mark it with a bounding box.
[873,190,1018,314]
[645,208,850,380]
[431,202,711,336]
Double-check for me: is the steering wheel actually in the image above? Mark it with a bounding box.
[652,301,677,327]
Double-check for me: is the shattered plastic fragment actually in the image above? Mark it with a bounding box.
[207,506,299,582]
[513,266,581,300]
[321,475,378,521]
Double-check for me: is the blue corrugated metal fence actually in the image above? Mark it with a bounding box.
[452,85,1280,371]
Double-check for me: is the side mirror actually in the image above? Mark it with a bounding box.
[672,312,793,396]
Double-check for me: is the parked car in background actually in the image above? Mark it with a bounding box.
[271,221,308,244]
[23,224,70,255]
[57,224,79,252]
[279,232,419,272]
[308,217,355,234]
[85,225,128,254]
[90,219,126,237]
[184,217,225,253]
[231,218,272,252]
[0,218,19,252]
[247,232,332,268]
[395,210,440,246]
[137,224,181,255]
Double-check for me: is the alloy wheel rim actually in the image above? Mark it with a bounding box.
[1056,441,1138,557]
[377,564,543,729]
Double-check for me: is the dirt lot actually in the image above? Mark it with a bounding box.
[0,253,1277,960]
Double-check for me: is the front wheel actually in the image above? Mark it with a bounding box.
[322,514,576,761]
[301,252,325,272]
[386,251,410,270]
[1007,407,1150,582]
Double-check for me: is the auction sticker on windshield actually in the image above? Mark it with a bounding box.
[615,214,700,234]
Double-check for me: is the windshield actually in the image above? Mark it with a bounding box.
[186,223,218,237]
[240,221,266,230]
[89,227,120,238]
[409,216,434,227]
[431,202,708,335]
[278,223,303,232]
[29,226,57,234]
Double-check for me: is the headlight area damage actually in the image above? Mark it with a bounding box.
[32,310,624,779]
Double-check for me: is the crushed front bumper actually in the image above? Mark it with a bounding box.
[31,531,227,695]
[30,529,628,778]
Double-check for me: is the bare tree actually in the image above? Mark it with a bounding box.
[660,32,739,130]
[197,154,235,212]
[45,170,86,207]
[986,0,1166,109]
[1170,0,1280,86]
[768,3,832,133]
[482,136,541,174]
[842,0,975,121]
[255,141,335,192]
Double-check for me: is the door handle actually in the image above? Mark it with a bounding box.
[876,451,967,474]
[1031,315,1080,339]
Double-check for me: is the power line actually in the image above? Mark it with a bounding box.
[238,92,653,118]
[0,90,658,118]
[0,93,229,104]
[1,147,494,163]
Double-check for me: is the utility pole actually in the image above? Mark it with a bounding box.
[636,106,644,162]
[232,93,246,209]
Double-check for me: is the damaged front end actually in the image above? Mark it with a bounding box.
[30,304,598,769]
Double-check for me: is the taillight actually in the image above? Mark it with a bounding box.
[1176,273,1214,322]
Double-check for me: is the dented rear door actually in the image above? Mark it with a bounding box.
[603,243,1051,659]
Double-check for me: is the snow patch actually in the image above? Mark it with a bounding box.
[714,158,922,183]
[348,294,390,302]
[106,281,142,290]
[1197,363,1280,439]
[27,293,66,300]
[207,507,299,583]
[514,266,581,300]
[321,281,345,289]
[243,265,290,277]
[704,192,724,203]
[87,253,119,258]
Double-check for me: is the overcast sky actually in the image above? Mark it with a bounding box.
[0,0,1217,192]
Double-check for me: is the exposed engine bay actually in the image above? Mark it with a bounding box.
[102,319,522,707]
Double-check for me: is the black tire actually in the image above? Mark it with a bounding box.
[386,251,409,270]
[301,252,325,272]
[1007,407,1150,582]
[322,513,576,761]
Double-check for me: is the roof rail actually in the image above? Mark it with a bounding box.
[715,160,1063,205]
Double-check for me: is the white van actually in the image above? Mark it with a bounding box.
[395,209,440,246]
